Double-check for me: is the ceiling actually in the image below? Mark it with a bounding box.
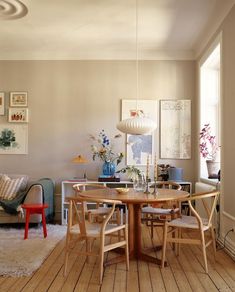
[0,0,234,60]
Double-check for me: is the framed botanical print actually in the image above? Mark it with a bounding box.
[10,92,28,107]
[8,108,29,123]
[0,92,5,115]
[0,124,28,154]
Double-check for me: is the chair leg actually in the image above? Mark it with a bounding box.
[124,225,129,271]
[200,230,208,273]
[64,233,71,276]
[116,209,121,241]
[151,215,154,238]
[177,228,181,256]
[86,238,92,263]
[161,222,168,268]
[210,227,217,259]
[99,237,105,284]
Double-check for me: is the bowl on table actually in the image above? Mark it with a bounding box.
[115,188,129,194]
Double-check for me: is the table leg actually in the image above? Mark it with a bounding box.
[41,209,47,238]
[132,203,167,266]
[24,209,30,240]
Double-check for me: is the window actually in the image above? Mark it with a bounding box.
[199,36,221,179]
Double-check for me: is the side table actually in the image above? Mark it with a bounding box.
[21,204,49,239]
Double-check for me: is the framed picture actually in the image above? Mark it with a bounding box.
[0,124,28,154]
[10,92,28,107]
[160,100,191,159]
[126,134,154,165]
[8,108,28,123]
[121,99,157,165]
[0,92,4,115]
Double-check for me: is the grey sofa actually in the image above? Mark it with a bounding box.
[0,174,54,224]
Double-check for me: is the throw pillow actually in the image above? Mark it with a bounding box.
[0,174,25,200]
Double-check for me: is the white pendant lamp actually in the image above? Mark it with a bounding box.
[0,0,28,20]
[117,0,157,135]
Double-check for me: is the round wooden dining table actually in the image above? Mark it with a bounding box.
[78,187,189,265]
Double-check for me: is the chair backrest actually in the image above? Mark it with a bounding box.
[67,195,122,237]
[154,181,182,190]
[185,191,220,228]
[73,183,108,211]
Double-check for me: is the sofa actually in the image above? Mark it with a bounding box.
[0,174,54,224]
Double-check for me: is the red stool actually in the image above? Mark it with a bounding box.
[22,204,49,239]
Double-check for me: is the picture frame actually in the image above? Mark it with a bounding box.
[121,99,157,165]
[10,92,28,107]
[160,99,191,159]
[0,124,28,154]
[0,92,5,115]
[8,108,28,123]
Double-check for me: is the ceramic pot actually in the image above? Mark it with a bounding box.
[206,160,220,178]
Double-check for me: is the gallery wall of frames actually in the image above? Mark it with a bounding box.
[0,92,28,154]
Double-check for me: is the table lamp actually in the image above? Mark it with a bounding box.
[72,155,88,180]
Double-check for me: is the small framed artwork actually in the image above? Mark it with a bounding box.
[10,92,28,107]
[8,108,28,123]
[0,92,5,115]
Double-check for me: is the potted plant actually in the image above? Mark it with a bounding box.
[199,123,219,178]
[116,165,142,181]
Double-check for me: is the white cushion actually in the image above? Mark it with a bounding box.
[168,215,209,231]
[0,174,25,200]
[142,206,179,215]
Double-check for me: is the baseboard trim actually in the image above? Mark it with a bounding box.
[222,211,235,221]
[217,236,235,260]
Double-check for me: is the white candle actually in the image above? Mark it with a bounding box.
[154,154,157,180]
[146,155,149,179]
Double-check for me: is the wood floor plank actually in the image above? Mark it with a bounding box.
[1,225,235,292]
[21,238,66,292]
[142,224,166,292]
[126,260,139,292]
[183,245,218,292]
[113,269,127,292]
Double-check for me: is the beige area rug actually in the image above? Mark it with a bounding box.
[0,224,66,277]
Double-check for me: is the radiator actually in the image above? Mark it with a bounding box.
[195,182,217,224]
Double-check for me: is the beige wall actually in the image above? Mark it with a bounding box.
[197,5,235,248]
[0,60,195,190]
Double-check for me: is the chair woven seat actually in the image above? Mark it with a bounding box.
[169,215,209,231]
[142,206,180,215]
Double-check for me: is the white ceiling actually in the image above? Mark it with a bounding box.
[0,0,234,60]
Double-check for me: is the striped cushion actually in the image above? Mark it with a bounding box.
[0,174,25,200]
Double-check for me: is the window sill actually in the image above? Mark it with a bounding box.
[200,177,220,186]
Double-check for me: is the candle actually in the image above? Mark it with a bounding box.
[154,154,157,180]
[146,155,149,179]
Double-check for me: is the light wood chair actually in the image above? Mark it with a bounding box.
[161,190,220,273]
[142,181,182,238]
[73,183,121,224]
[63,195,129,284]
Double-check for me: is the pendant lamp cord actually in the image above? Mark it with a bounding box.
[135,0,139,116]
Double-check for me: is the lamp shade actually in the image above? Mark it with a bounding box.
[72,155,88,164]
[117,116,157,135]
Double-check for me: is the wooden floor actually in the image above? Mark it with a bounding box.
[0,225,235,292]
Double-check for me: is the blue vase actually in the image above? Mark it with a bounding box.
[102,161,116,176]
